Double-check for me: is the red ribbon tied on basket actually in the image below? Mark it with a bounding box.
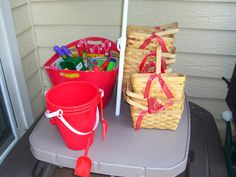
[139,32,168,52]
[139,50,167,73]
[155,26,166,31]
[135,73,174,130]
[155,26,161,30]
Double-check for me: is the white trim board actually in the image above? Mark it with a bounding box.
[0,0,34,163]
[0,0,34,129]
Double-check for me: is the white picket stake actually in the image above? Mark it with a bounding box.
[115,0,129,116]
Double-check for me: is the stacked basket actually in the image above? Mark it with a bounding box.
[123,22,186,130]
[123,22,179,97]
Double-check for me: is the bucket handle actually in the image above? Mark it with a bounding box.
[44,108,100,136]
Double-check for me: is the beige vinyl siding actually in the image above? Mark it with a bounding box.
[11,0,236,138]
[10,0,28,9]
[17,28,35,58]
[11,3,31,35]
[22,50,39,80]
[174,53,235,78]
[31,0,236,30]
[31,92,45,121]
[10,0,45,119]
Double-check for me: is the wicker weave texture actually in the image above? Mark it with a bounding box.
[130,73,186,100]
[127,93,185,130]
[124,23,183,130]
[130,106,183,130]
[131,97,184,111]
[122,47,176,97]
[127,22,179,36]
[127,23,179,51]
[127,34,174,51]
[126,72,186,130]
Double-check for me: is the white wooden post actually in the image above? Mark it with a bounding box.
[115,0,129,116]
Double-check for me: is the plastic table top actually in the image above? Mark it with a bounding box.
[29,96,190,177]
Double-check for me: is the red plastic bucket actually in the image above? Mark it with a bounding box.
[44,37,119,107]
[45,81,101,150]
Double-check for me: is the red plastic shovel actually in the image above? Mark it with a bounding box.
[74,133,93,177]
[99,95,108,140]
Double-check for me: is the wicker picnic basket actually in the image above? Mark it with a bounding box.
[122,46,176,98]
[128,22,179,37]
[125,46,186,130]
[127,22,179,52]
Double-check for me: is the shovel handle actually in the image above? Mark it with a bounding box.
[99,89,105,122]
[84,133,92,157]
[99,89,108,140]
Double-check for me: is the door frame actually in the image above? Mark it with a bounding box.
[0,0,34,163]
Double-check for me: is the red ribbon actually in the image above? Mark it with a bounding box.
[155,26,166,31]
[135,73,174,130]
[139,50,155,72]
[139,32,168,52]
[142,60,166,73]
[161,59,167,73]
[155,26,161,30]
[139,51,167,73]
[144,73,174,99]
[142,61,155,73]
[135,98,173,130]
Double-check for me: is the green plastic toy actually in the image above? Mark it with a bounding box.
[106,58,116,71]
[59,56,86,71]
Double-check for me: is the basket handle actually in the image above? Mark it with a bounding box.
[155,27,179,37]
[45,108,100,136]
[126,87,184,111]
[126,79,175,130]
[126,96,147,111]
[125,80,152,111]
[140,46,173,99]
[126,79,185,103]
[138,50,166,73]
[155,46,162,74]
[126,80,147,100]
[86,40,103,45]
[126,94,174,112]
[155,22,178,31]
[125,81,179,102]
[126,94,174,130]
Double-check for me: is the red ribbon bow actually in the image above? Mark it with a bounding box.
[135,98,173,130]
[139,32,168,52]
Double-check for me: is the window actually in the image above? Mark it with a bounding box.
[0,60,16,160]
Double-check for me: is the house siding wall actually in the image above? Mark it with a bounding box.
[11,0,236,138]
[10,0,45,120]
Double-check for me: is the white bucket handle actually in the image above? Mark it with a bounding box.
[45,108,100,136]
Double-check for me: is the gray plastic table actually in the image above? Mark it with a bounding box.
[30,97,190,177]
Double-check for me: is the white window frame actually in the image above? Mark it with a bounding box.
[0,0,34,164]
